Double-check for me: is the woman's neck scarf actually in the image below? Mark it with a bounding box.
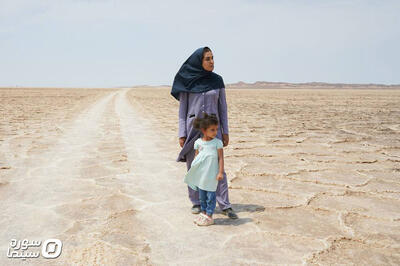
[170,47,225,101]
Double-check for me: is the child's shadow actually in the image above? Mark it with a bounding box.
[213,203,265,226]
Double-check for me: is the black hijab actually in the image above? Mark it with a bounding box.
[170,46,225,101]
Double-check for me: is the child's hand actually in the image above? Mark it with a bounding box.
[216,172,223,181]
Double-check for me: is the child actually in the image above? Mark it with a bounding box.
[184,112,224,226]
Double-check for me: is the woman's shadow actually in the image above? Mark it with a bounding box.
[213,203,265,226]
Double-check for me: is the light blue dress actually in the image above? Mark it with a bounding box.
[183,137,223,192]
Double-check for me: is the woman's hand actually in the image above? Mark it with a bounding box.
[216,172,223,181]
[179,137,186,148]
[222,134,229,147]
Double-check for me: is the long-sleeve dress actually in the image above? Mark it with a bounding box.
[177,87,231,210]
[176,87,229,162]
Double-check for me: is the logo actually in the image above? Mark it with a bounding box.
[41,239,62,259]
[7,238,63,259]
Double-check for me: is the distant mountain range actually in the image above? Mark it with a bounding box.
[225,81,400,89]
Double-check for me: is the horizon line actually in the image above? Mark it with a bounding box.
[1,80,400,89]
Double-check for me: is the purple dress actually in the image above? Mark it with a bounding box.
[177,87,229,161]
[177,87,232,210]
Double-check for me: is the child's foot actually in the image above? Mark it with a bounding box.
[193,214,203,225]
[193,213,207,225]
[196,213,214,226]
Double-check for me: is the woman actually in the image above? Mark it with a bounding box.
[171,46,238,219]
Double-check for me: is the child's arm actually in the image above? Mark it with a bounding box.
[194,149,199,159]
[216,148,224,181]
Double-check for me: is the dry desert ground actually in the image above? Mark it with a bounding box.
[0,87,399,265]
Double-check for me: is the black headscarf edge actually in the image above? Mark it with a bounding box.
[171,47,225,101]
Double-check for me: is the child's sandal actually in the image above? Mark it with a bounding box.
[193,213,205,225]
[193,215,201,225]
[196,213,214,226]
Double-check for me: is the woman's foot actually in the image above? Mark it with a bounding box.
[221,208,238,219]
[191,205,201,214]
[196,213,214,226]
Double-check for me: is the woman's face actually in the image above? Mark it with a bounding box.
[202,51,214,72]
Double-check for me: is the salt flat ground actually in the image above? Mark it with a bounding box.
[0,87,399,265]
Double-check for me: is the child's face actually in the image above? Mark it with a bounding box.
[203,124,218,139]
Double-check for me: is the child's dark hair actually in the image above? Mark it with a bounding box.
[193,112,219,131]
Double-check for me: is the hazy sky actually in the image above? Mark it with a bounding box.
[1,0,399,87]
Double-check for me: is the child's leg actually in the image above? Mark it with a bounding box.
[206,191,217,217]
[198,189,207,214]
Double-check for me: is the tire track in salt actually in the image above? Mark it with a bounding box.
[0,91,149,265]
[115,88,259,265]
